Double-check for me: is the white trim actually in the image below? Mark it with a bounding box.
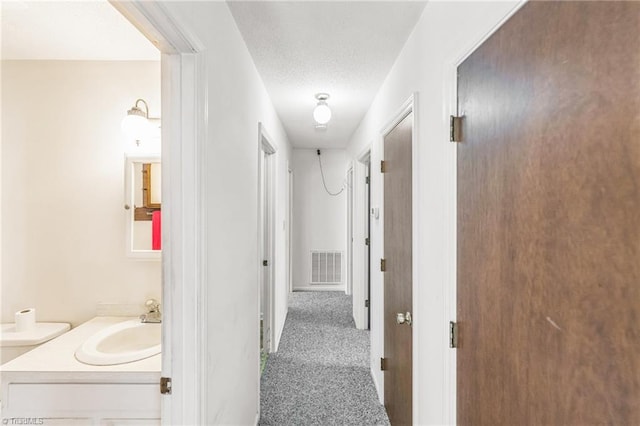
[356,144,373,165]
[352,146,371,330]
[288,168,294,294]
[274,309,286,352]
[441,3,526,424]
[370,369,381,401]
[258,122,277,355]
[259,122,278,154]
[346,165,354,296]
[162,51,208,426]
[110,1,203,54]
[257,123,278,424]
[363,158,370,331]
[377,93,418,413]
[410,94,420,426]
[446,1,527,70]
[380,95,414,136]
[109,2,207,425]
[374,125,386,404]
[293,286,345,292]
[194,51,209,426]
[442,62,457,426]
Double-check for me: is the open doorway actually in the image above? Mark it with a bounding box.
[347,166,354,296]
[110,2,208,424]
[365,158,371,330]
[0,1,168,423]
[352,149,372,330]
[288,168,294,294]
[259,124,277,370]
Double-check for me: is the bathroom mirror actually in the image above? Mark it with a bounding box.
[125,154,161,259]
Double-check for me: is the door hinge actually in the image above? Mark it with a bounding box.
[263,259,268,267]
[449,321,458,348]
[380,160,386,173]
[365,299,370,308]
[380,357,387,371]
[450,115,463,142]
[365,237,370,246]
[380,258,386,272]
[365,176,370,184]
[160,377,172,395]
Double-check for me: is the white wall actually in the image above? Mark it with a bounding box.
[1,60,161,327]
[160,3,292,424]
[346,2,521,424]
[292,149,349,291]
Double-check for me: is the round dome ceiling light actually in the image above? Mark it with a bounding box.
[313,93,332,125]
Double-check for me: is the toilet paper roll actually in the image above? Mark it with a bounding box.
[15,308,36,332]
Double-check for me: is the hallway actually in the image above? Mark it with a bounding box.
[260,292,389,425]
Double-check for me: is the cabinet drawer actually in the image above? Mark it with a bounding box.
[5,383,160,414]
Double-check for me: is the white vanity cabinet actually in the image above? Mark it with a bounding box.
[2,377,160,424]
[0,317,161,425]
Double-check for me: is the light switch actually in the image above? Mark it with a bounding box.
[371,207,379,220]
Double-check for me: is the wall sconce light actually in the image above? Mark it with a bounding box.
[121,99,159,145]
[313,93,332,125]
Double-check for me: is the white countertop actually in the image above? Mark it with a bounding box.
[0,316,161,373]
[1,323,70,346]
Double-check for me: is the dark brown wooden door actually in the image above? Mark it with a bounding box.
[457,3,640,425]
[384,112,413,425]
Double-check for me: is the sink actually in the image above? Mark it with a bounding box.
[75,319,161,366]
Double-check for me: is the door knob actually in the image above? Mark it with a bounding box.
[396,311,412,326]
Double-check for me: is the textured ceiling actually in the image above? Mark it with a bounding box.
[1,1,159,60]
[228,1,426,149]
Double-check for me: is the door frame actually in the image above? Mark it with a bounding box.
[109,2,208,425]
[377,93,419,414]
[258,122,277,356]
[288,167,294,294]
[346,165,354,296]
[442,1,528,423]
[352,146,371,329]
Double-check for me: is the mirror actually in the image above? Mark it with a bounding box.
[125,155,161,259]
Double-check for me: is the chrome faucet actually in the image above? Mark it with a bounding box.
[140,299,162,323]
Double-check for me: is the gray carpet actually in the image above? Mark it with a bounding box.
[260,291,390,426]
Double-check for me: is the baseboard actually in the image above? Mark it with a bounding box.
[371,366,383,404]
[254,411,259,426]
[273,309,287,352]
[293,285,345,292]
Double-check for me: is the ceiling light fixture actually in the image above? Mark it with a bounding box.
[313,93,332,125]
[121,98,155,145]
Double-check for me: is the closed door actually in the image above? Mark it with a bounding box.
[383,112,413,425]
[457,2,640,425]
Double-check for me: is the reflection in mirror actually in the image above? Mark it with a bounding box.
[125,155,161,259]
